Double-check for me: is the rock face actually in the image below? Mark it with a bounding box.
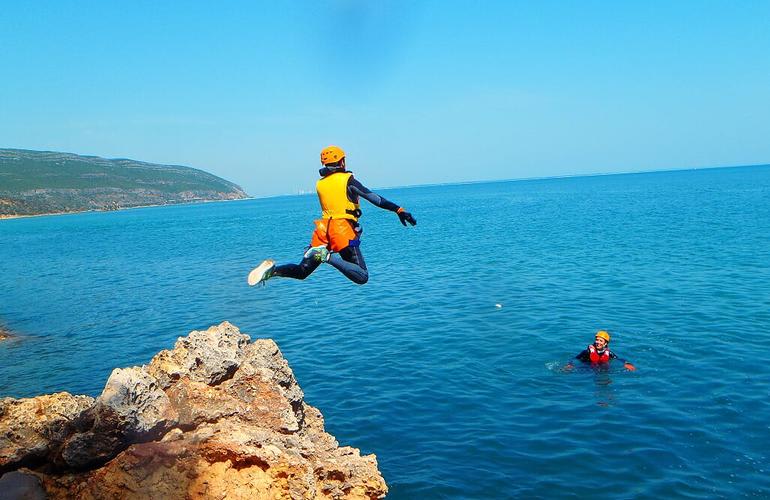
[0,322,387,499]
[0,393,95,471]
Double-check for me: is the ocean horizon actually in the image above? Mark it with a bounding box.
[4,162,769,220]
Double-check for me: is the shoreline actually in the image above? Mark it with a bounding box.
[0,197,254,221]
[5,162,768,221]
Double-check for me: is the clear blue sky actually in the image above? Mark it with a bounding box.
[2,1,769,196]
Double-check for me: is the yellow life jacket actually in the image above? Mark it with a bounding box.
[316,171,360,221]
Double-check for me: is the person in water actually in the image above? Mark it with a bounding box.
[565,330,636,371]
[248,145,416,286]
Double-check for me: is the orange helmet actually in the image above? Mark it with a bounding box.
[320,145,345,165]
[595,330,611,343]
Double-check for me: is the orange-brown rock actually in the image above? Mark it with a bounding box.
[0,322,387,499]
[0,392,94,472]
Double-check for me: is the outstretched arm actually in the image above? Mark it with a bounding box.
[349,178,416,225]
[610,352,636,371]
[565,350,635,371]
[564,350,589,371]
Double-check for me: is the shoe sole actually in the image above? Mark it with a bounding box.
[247,259,275,286]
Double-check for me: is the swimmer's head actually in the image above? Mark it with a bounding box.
[594,330,610,349]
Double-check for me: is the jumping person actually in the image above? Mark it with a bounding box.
[247,145,416,286]
[565,330,636,371]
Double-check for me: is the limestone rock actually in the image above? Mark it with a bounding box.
[58,366,178,469]
[0,322,387,498]
[38,418,387,500]
[60,429,123,470]
[147,321,249,388]
[95,366,177,438]
[237,339,306,426]
[0,393,94,472]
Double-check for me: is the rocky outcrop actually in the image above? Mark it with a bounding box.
[0,322,387,499]
[0,393,95,471]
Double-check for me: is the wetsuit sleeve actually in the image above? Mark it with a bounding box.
[575,350,591,362]
[348,177,401,212]
[610,352,632,363]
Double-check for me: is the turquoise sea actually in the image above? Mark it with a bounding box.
[2,166,770,498]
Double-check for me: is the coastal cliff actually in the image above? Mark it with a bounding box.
[0,322,387,499]
[0,149,248,218]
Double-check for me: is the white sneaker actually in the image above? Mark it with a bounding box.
[247,259,276,286]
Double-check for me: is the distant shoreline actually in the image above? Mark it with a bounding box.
[0,197,254,221]
[4,162,768,220]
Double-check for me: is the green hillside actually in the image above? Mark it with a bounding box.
[0,149,248,217]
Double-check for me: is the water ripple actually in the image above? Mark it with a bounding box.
[2,167,770,497]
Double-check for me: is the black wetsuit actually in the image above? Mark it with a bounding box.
[274,169,401,284]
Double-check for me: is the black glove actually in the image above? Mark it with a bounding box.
[397,209,416,226]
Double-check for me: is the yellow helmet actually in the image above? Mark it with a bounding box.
[595,330,611,343]
[320,145,345,165]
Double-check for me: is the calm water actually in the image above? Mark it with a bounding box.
[2,166,770,498]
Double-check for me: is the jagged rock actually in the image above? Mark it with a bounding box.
[60,429,123,469]
[95,366,177,438]
[0,393,94,473]
[0,322,387,498]
[147,321,250,388]
[237,339,306,426]
[59,367,178,469]
[38,417,386,500]
[165,374,299,433]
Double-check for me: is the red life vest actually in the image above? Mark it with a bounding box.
[588,344,611,363]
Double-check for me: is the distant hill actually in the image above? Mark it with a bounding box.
[0,149,248,217]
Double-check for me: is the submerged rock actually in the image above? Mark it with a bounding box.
[0,322,387,499]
